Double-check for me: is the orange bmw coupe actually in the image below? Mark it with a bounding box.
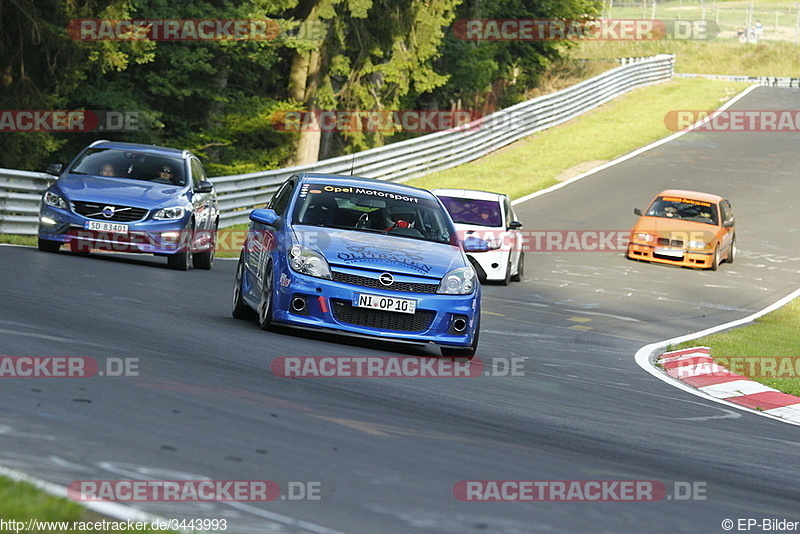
[627,189,736,270]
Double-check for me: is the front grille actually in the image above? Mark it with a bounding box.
[73,201,149,222]
[332,271,438,294]
[331,299,435,332]
[656,238,684,247]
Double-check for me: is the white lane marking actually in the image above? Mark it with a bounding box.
[0,465,164,526]
[98,461,346,534]
[0,425,56,441]
[0,327,113,349]
[511,84,760,207]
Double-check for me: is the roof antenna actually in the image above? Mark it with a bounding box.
[349,151,355,176]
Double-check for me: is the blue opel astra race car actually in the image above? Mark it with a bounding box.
[232,173,481,357]
[38,140,219,270]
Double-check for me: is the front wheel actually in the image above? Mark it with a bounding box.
[726,236,736,264]
[258,262,276,331]
[710,245,720,271]
[38,237,61,253]
[511,252,524,282]
[232,253,256,320]
[167,250,190,270]
[192,226,217,270]
[499,256,512,286]
[167,224,192,270]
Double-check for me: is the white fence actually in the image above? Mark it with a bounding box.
[676,73,800,88]
[0,54,674,234]
[605,0,800,42]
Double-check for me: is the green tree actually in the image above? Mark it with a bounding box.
[436,0,603,111]
[285,0,460,163]
[0,0,154,170]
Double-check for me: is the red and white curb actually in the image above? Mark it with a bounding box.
[635,287,800,426]
[657,347,800,423]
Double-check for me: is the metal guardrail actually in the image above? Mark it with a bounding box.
[0,55,674,234]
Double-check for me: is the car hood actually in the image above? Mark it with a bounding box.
[56,174,185,207]
[297,227,465,279]
[632,216,718,239]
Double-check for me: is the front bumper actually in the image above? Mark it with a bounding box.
[627,242,714,268]
[38,204,194,255]
[263,268,480,348]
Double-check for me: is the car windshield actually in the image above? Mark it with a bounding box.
[645,196,718,225]
[69,148,187,186]
[437,196,503,227]
[294,183,456,245]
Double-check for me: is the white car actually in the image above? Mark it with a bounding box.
[432,189,524,285]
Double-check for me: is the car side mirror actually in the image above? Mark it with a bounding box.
[194,180,214,193]
[633,208,642,216]
[250,208,281,228]
[508,220,522,230]
[46,163,63,176]
[723,219,734,228]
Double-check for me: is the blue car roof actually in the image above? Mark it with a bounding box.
[88,140,188,158]
[296,173,435,198]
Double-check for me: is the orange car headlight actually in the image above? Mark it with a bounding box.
[633,233,655,243]
[686,240,709,249]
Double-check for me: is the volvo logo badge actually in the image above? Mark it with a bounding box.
[379,273,394,286]
[102,206,116,218]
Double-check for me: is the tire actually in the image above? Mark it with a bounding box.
[167,223,192,270]
[232,253,256,320]
[499,255,512,286]
[726,236,736,264]
[192,225,217,270]
[38,237,61,253]
[258,262,276,331]
[511,252,524,282]
[440,315,479,359]
[710,244,720,271]
[167,250,190,270]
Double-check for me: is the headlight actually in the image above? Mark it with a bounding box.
[288,245,332,279]
[463,237,502,252]
[633,232,655,242]
[153,207,186,220]
[437,266,476,295]
[43,191,67,210]
[686,240,708,249]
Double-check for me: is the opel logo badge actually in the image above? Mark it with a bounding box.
[379,272,394,286]
[102,206,116,218]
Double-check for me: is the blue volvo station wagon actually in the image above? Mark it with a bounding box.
[38,140,218,270]
[232,173,481,357]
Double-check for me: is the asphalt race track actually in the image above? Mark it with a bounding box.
[2,86,799,534]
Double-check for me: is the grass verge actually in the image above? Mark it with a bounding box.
[0,235,36,247]
[405,78,749,197]
[574,39,800,76]
[0,475,174,533]
[677,298,800,397]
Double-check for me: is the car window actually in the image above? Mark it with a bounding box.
[645,195,718,225]
[269,179,295,215]
[189,158,206,186]
[293,183,455,244]
[504,198,513,227]
[720,201,733,224]
[437,197,503,227]
[70,148,186,185]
